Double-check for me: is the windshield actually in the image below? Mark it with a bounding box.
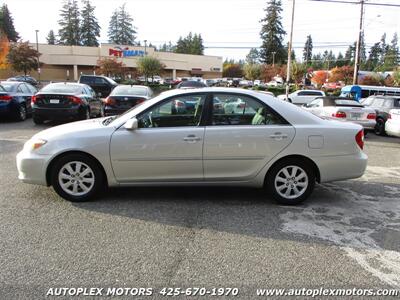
[106,77,117,85]
[103,93,167,126]
[111,86,147,96]
[41,84,82,94]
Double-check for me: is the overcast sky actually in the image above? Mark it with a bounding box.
[3,0,400,60]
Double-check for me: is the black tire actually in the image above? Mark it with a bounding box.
[16,104,27,121]
[50,153,105,202]
[374,118,386,136]
[266,158,316,205]
[33,115,44,124]
[288,98,292,103]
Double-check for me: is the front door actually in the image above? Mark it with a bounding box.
[110,93,207,182]
[203,93,295,181]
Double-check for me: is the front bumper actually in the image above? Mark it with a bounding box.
[16,150,50,186]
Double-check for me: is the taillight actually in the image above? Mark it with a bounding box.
[0,95,12,101]
[367,113,376,120]
[136,98,145,104]
[355,130,364,150]
[68,96,82,104]
[332,111,347,118]
[104,97,116,105]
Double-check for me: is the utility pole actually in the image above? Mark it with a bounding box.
[285,0,296,99]
[353,0,365,85]
[35,30,41,85]
[144,39,147,56]
[272,51,276,68]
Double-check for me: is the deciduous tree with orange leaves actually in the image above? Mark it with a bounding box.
[329,66,354,85]
[0,31,9,69]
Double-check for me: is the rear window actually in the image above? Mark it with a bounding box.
[298,91,323,96]
[41,84,82,94]
[111,86,148,96]
[334,99,363,106]
[0,82,16,92]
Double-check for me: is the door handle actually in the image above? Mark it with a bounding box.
[269,132,288,140]
[183,135,201,142]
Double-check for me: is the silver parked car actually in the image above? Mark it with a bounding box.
[302,97,376,131]
[17,88,367,205]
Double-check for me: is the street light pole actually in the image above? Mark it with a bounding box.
[285,0,296,100]
[144,39,147,56]
[353,0,365,85]
[35,30,41,85]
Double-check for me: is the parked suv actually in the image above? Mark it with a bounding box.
[361,95,400,135]
[78,75,118,98]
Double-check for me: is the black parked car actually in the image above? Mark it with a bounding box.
[8,75,39,87]
[31,82,104,124]
[78,75,118,98]
[104,85,153,116]
[362,95,400,135]
[0,81,37,121]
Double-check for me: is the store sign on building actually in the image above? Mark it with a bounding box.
[109,46,145,58]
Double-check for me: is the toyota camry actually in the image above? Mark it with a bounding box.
[17,88,367,205]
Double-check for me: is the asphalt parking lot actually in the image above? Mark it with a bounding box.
[1,119,400,298]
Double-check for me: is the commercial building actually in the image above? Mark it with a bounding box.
[0,43,223,81]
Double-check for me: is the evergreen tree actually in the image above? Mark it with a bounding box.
[246,48,260,65]
[159,41,175,52]
[58,0,81,45]
[259,0,286,64]
[174,32,204,55]
[365,42,380,71]
[303,35,313,65]
[80,0,100,47]
[46,30,56,45]
[108,4,137,45]
[336,52,345,67]
[0,4,19,42]
[382,33,399,70]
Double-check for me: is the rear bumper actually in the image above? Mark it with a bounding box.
[385,120,400,137]
[350,119,376,130]
[314,151,368,183]
[104,106,129,116]
[32,106,81,120]
[16,150,50,186]
[0,101,14,115]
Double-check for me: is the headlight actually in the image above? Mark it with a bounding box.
[24,138,47,151]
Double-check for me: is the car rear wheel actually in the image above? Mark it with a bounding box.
[16,104,27,121]
[50,153,104,202]
[266,159,315,205]
[374,119,386,136]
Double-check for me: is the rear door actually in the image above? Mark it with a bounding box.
[203,93,295,181]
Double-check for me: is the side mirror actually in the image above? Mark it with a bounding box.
[124,117,138,130]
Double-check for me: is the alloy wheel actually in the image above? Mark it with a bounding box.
[274,165,309,199]
[58,161,95,196]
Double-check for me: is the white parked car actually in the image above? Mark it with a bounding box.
[385,109,400,137]
[17,88,367,205]
[278,90,325,105]
[302,97,376,131]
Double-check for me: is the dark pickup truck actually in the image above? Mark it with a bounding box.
[78,75,118,98]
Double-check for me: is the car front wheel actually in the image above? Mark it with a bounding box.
[266,159,315,205]
[50,154,104,202]
[374,119,386,136]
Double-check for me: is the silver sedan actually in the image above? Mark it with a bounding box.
[17,88,368,205]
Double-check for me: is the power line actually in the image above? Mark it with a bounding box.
[308,0,400,7]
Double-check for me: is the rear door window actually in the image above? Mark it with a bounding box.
[211,93,286,126]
